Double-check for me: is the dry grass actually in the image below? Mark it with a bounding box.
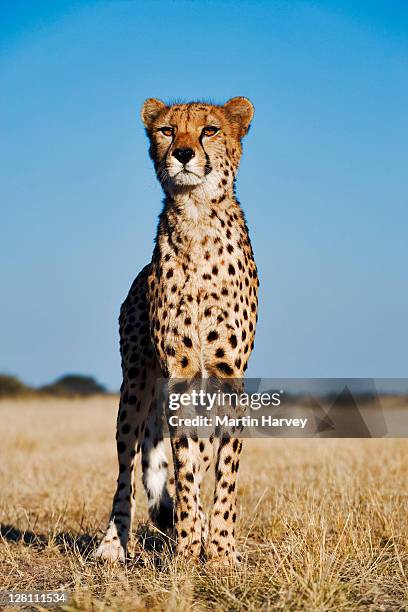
[0,397,407,611]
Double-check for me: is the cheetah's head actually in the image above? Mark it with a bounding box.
[141,98,254,196]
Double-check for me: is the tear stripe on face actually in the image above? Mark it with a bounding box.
[198,132,213,176]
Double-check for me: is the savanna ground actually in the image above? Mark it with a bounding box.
[0,397,407,611]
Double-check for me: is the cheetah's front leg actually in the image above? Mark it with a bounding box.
[207,435,243,565]
[170,434,207,559]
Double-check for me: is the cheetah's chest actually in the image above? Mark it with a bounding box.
[164,234,240,327]
[149,236,250,373]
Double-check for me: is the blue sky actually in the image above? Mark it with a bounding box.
[1,1,407,390]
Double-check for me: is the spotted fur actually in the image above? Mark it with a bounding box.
[95,97,258,565]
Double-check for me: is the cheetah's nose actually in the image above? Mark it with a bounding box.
[172,148,195,165]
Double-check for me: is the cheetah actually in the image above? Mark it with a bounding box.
[95,97,258,565]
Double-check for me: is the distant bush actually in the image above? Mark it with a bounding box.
[39,374,107,397]
[0,374,31,397]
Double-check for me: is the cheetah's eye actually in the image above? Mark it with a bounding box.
[202,126,219,137]
[158,127,174,137]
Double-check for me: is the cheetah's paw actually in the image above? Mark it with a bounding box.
[206,549,242,567]
[94,537,125,563]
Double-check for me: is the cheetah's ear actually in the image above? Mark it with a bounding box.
[141,98,167,129]
[223,97,254,138]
